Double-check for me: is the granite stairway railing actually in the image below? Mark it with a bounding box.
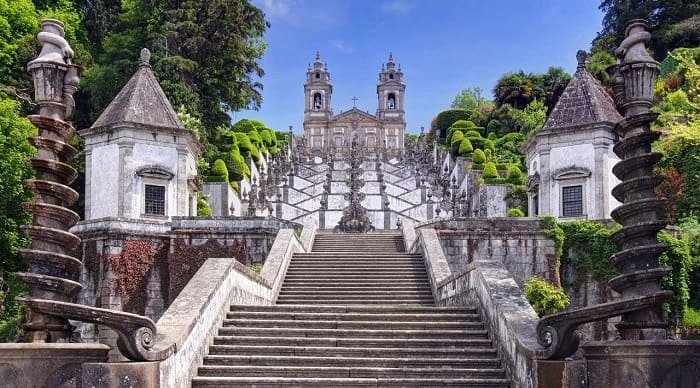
[191,231,510,387]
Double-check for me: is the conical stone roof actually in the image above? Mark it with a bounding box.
[542,52,622,130]
[90,48,183,130]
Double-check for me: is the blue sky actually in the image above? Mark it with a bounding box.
[234,0,605,134]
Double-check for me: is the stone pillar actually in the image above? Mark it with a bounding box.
[539,149,551,216]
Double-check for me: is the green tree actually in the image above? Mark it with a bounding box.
[594,0,700,60]
[493,71,537,109]
[514,99,547,135]
[0,95,35,274]
[533,67,571,113]
[451,87,495,115]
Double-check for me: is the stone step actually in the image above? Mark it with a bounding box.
[292,254,421,259]
[197,365,506,378]
[191,376,510,387]
[291,257,425,268]
[213,335,495,348]
[206,344,497,358]
[275,298,434,304]
[275,300,435,306]
[284,270,428,276]
[226,311,479,322]
[284,272,428,282]
[217,327,486,339]
[276,292,434,298]
[228,305,474,314]
[279,286,433,293]
[222,318,482,330]
[202,354,501,369]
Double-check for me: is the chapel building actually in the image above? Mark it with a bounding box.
[303,53,406,153]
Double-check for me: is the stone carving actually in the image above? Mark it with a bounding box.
[536,19,673,359]
[335,137,374,233]
[18,19,173,361]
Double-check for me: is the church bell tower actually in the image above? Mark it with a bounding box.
[304,52,333,149]
[304,52,332,120]
[377,53,405,149]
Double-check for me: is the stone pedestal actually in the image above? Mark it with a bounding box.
[582,341,700,387]
[536,360,586,388]
[0,343,109,387]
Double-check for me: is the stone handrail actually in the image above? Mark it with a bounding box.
[298,215,317,252]
[156,258,272,388]
[409,226,544,387]
[399,218,417,252]
[156,225,307,387]
[410,228,451,303]
[259,228,305,302]
[437,260,545,387]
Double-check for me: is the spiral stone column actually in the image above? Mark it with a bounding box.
[19,19,83,342]
[608,19,670,340]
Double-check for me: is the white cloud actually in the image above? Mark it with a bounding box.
[330,40,353,54]
[256,0,291,19]
[380,0,413,15]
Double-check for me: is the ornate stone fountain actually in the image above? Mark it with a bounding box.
[0,21,174,378]
[535,19,700,386]
[335,136,374,233]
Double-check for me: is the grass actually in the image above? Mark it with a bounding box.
[681,307,700,339]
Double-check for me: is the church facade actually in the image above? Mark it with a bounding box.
[303,53,406,154]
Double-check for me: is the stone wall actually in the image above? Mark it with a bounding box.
[423,218,557,287]
[71,216,301,355]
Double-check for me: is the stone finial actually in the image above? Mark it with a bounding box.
[615,19,654,63]
[576,50,587,68]
[315,51,321,61]
[388,52,394,62]
[140,48,151,66]
[29,19,74,66]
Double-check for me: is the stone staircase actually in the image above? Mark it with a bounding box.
[192,232,509,387]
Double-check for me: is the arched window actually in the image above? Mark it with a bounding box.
[389,73,394,80]
[315,72,320,79]
[313,93,322,110]
[387,93,396,110]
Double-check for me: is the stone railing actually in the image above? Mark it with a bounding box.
[79,224,310,387]
[408,226,545,387]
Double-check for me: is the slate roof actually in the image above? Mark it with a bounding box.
[542,63,622,130]
[91,50,183,130]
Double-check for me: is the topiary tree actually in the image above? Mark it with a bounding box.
[464,130,482,138]
[234,132,260,165]
[208,159,229,182]
[506,164,523,184]
[482,162,498,179]
[487,131,497,141]
[231,118,257,133]
[434,109,473,140]
[472,149,486,164]
[458,138,473,157]
[450,130,465,155]
[260,129,272,147]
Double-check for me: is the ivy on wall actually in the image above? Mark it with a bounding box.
[107,240,166,313]
[539,216,564,287]
[559,221,619,286]
[168,238,249,303]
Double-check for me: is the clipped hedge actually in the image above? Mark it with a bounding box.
[207,159,229,182]
[482,162,498,179]
[458,138,473,156]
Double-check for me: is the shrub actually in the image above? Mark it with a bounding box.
[458,138,473,156]
[506,164,523,184]
[464,130,482,138]
[450,131,465,155]
[525,277,570,316]
[435,109,473,139]
[208,159,229,182]
[658,230,693,328]
[231,118,256,133]
[260,129,273,147]
[486,119,503,136]
[482,162,498,179]
[197,192,212,217]
[507,208,525,217]
[472,149,486,164]
[487,132,497,140]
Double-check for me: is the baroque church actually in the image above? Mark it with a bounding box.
[303,53,405,153]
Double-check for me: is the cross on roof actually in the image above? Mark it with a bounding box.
[352,96,358,107]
